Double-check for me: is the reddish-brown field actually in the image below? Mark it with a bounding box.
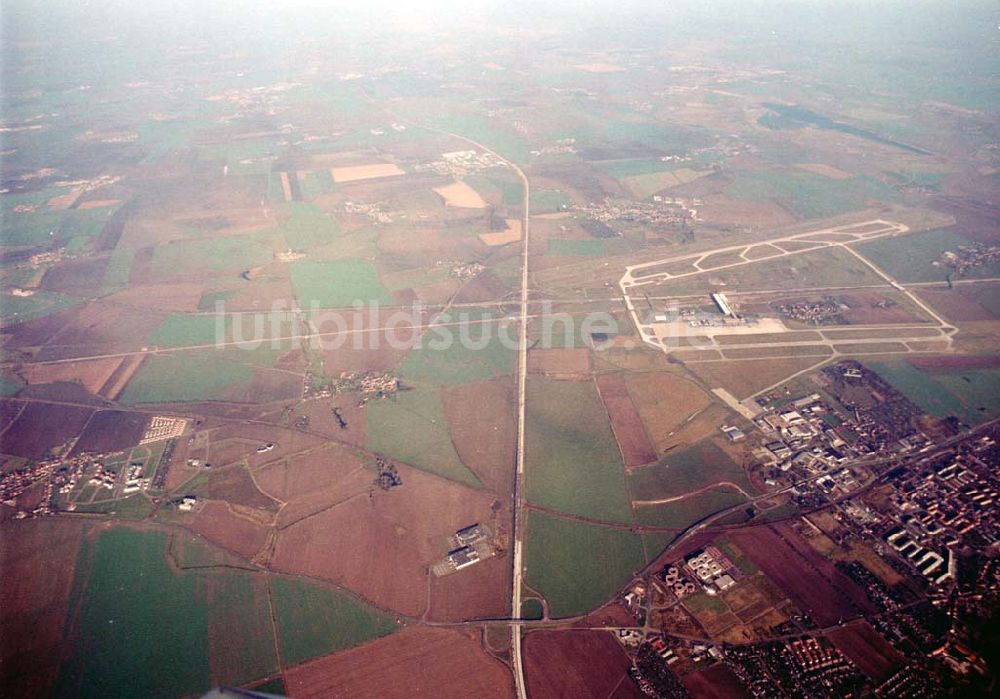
[698,196,797,228]
[188,501,270,561]
[728,525,875,627]
[254,443,369,503]
[32,302,167,361]
[70,409,149,455]
[917,286,999,322]
[19,357,124,395]
[625,371,713,452]
[523,630,643,699]
[0,402,94,458]
[199,464,280,511]
[0,518,86,697]
[827,620,904,683]
[99,355,145,400]
[441,378,517,495]
[103,282,205,312]
[452,271,510,304]
[427,554,510,621]
[596,373,657,468]
[284,626,513,699]
[271,462,498,616]
[682,665,749,698]
[527,348,592,375]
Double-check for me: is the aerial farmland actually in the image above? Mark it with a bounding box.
[2,1,999,698]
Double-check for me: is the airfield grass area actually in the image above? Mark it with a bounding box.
[271,575,398,667]
[857,228,1000,283]
[649,246,884,296]
[628,438,753,501]
[547,239,607,256]
[524,510,645,618]
[635,488,749,529]
[366,387,482,488]
[289,259,392,307]
[524,377,633,524]
[725,170,900,219]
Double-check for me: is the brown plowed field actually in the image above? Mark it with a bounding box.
[625,371,713,453]
[0,518,86,697]
[827,620,904,683]
[20,357,123,395]
[98,354,145,401]
[427,554,510,622]
[0,403,94,458]
[441,378,517,495]
[596,374,656,468]
[917,287,998,322]
[728,525,875,627]
[284,626,513,699]
[698,196,796,228]
[254,443,369,502]
[199,464,280,511]
[103,282,205,312]
[523,630,641,699]
[453,271,510,304]
[189,501,270,561]
[70,410,149,455]
[527,348,591,375]
[271,462,497,616]
[34,303,167,360]
[682,665,749,698]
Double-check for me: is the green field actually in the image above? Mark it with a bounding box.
[271,576,398,667]
[399,312,513,386]
[547,239,606,256]
[148,314,225,348]
[119,354,254,404]
[525,377,633,524]
[865,360,1000,425]
[857,228,1000,283]
[596,158,674,179]
[531,189,572,213]
[0,290,80,327]
[634,488,748,529]
[150,233,274,277]
[628,438,753,500]
[279,202,340,249]
[70,493,155,519]
[289,258,392,307]
[55,529,215,698]
[54,528,399,696]
[521,598,545,620]
[726,170,900,219]
[56,528,277,697]
[524,510,645,618]
[366,388,482,488]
